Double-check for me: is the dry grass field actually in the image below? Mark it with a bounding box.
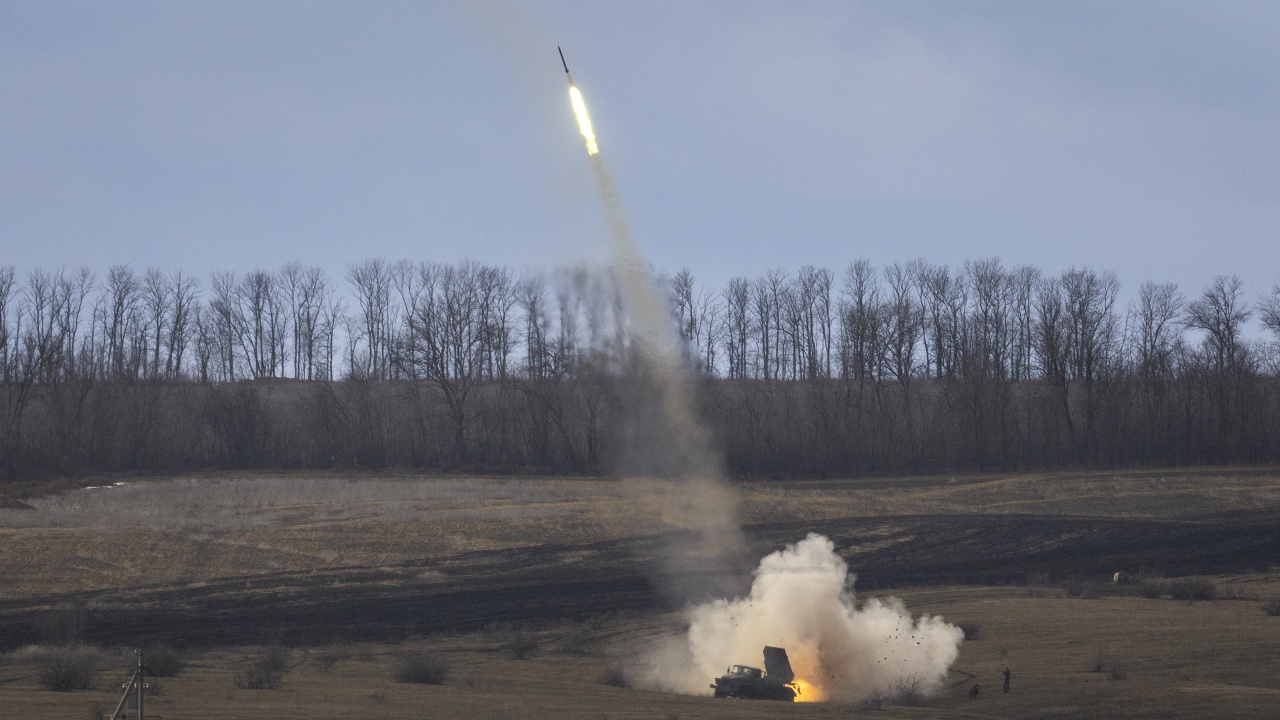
[1,468,1279,718]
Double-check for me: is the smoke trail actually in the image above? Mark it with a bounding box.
[585,152,751,599]
[638,533,964,703]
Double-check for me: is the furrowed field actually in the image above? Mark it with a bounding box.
[2,468,1279,719]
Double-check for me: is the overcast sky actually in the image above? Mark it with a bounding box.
[3,1,1279,304]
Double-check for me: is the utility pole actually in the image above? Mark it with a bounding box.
[135,648,145,720]
[108,648,146,720]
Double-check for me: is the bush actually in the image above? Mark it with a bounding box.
[957,623,981,641]
[890,674,924,706]
[392,651,449,684]
[504,631,539,660]
[144,643,186,677]
[234,646,290,690]
[1262,597,1280,616]
[598,665,628,688]
[1169,579,1216,602]
[37,645,100,691]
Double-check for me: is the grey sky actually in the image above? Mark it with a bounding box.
[2,1,1278,304]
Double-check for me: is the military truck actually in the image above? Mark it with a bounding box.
[710,646,799,701]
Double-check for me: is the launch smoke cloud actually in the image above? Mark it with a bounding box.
[640,533,964,703]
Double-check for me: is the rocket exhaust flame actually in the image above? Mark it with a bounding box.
[568,85,599,155]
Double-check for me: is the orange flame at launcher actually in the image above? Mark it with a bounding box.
[789,678,824,702]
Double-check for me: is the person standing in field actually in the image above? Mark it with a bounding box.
[1003,667,1011,693]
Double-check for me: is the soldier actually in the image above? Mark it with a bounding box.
[969,683,980,700]
[1002,667,1011,693]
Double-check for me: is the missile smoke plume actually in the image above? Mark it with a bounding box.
[567,79,750,598]
[588,157,751,593]
[639,533,964,703]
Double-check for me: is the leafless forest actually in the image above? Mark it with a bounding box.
[2,258,1279,478]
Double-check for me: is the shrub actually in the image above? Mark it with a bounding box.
[392,651,449,684]
[1262,597,1280,616]
[598,665,628,688]
[890,674,924,706]
[1169,579,1215,602]
[37,645,100,691]
[504,631,539,660]
[144,643,186,677]
[234,646,290,690]
[958,623,981,641]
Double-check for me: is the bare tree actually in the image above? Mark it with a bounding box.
[1133,281,1184,379]
[237,270,281,379]
[166,271,200,379]
[1034,276,1073,437]
[141,268,169,379]
[839,260,882,382]
[283,263,329,380]
[102,265,142,380]
[1185,275,1251,378]
[518,275,552,380]
[208,270,241,381]
[722,277,751,379]
[1258,284,1280,343]
[404,262,491,462]
[883,263,922,390]
[0,266,15,382]
[348,259,395,380]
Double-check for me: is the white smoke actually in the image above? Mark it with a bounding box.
[638,533,964,703]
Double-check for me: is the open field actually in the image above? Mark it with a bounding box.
[1,468,1279,718]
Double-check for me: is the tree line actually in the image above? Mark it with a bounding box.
[1,258,1279,478]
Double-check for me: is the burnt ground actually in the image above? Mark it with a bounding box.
[1,508,1277,651]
